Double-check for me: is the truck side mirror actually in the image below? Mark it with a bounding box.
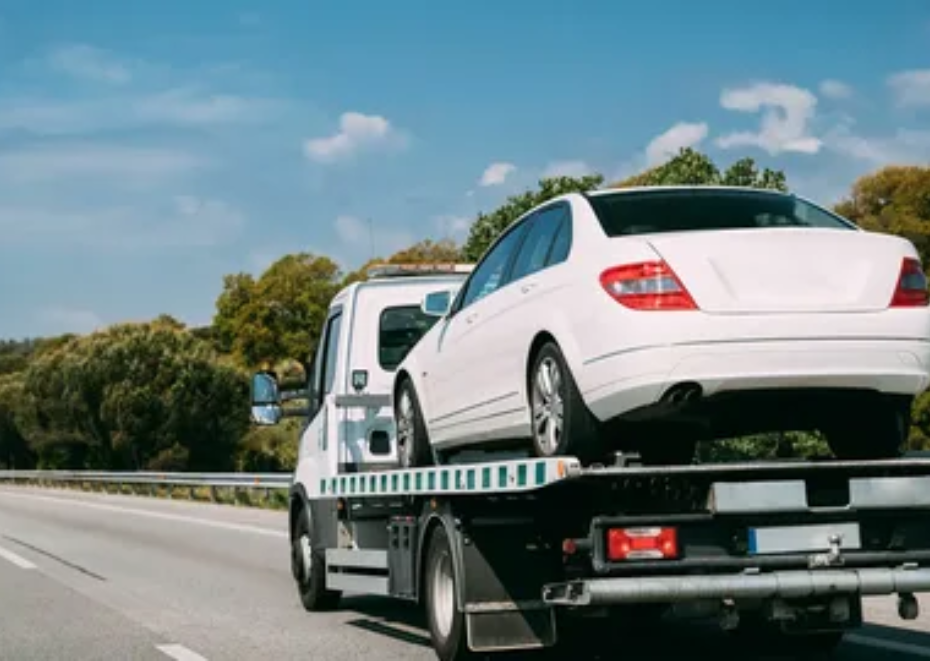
[250,371,283,425]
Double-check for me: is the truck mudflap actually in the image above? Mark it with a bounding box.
[542,566,930,607]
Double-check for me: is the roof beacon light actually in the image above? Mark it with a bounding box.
[366,263,475,279]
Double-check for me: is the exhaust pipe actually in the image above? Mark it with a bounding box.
[661,382,703,404]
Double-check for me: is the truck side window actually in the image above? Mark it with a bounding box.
[320,312,343,397]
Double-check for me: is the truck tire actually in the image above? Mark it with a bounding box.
[424,524,474,661]
[529,342,603,465]
[395,380,434,468]
[292,508,341,611]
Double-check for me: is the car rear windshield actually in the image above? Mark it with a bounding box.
[587,189,855,237]
[379,305,441,371]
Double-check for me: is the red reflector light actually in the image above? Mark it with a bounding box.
[891,257,929,307]
[600,261,698,310]
[607,527,678,561]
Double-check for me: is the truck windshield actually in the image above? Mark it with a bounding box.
[587,188,856,237]
[379,305,441,371]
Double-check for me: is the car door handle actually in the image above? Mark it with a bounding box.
[521,282,537,294]
[466,313,478,324]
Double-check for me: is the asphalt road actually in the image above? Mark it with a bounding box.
[0,486,929,661]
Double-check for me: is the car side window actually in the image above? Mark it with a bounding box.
[510,205,567,282]
[545,208,572,266]
[458,222,530,310]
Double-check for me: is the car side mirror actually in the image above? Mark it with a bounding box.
[421,289,453,317]
[250,371,283,426]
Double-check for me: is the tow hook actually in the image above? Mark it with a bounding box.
[808,534,844,569]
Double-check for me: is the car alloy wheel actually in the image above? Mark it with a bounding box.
[531,356,565,456]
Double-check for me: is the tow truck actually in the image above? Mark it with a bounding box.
[249,263,930,661]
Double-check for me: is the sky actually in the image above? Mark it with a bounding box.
[0,0,928,339]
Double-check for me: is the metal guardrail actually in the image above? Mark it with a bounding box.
[0,469,292,489]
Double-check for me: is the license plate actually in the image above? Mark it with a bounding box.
[747,522,861,555]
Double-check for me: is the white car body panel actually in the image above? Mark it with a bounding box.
[395,186,930,455]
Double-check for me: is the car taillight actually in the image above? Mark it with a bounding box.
[600,261,697,310]
[891,257,929,307]
[606,527,678,561]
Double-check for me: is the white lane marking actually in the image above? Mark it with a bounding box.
[0,490,287,539]
[156,643,209,661]
[846,633,930,658]
[0,544,36,569]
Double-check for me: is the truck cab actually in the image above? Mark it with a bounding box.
[249,263,471,493]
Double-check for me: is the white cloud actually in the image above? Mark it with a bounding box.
[888,69,930,108]
[823,120,930,167]
[645,122,709,166]
[38,307,105,335]
[479,162,516,186]
[304,112,402,163]
[716,82,822,155]
[541,160,596,178]
[133,86,280,126]
[0,88,280,135]
[819,79,853,100]
[0,195,246,249]
[46,44,132,84]
[335,214,369,244]
[433,214,472,240]
[0,143,208,184]
[333,214,415,265]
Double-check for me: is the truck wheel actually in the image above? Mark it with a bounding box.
[822,395,910,460]
[395,380,434,468]
[529,342,603,464]
[424,525,474,661]
[292,509,341,611]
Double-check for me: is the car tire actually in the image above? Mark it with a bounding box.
[395,380,434,468]
[822,395,910,460]
[292,508,341,612]
[529,342,603,464]
[424,525,475,661]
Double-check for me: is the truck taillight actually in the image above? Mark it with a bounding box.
[600,261,697,310]
[607,527,678,561]
[890,257,929,307]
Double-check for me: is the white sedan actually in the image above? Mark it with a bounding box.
[392,186,930,467]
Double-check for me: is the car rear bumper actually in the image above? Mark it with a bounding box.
[578,338,930,422]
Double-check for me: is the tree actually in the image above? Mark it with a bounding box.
[461,174,605,261]
[212,273,257,355]
[17,318,249,470]
[834,165,930,267]
[212,253,343,368]
[611,148,788,191]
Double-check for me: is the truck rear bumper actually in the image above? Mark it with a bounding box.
[542,567,930,607]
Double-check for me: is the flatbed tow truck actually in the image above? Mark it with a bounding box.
[249,264,930,660]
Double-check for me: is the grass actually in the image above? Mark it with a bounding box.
[0,478,289,510]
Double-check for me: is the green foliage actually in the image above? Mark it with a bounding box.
[611,148,788,191]
[833,165,930,267]
[14,318,249,470]
[461,174,605,261]
[212,253,343,368]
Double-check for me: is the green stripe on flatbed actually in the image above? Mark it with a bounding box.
[313,457,581,498]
